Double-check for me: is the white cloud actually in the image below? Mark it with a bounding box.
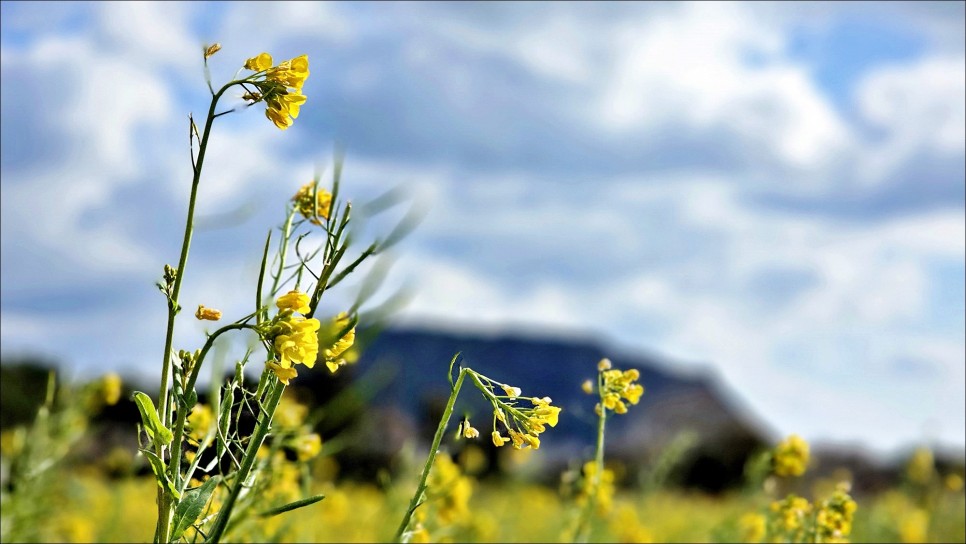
[855,56,966,184]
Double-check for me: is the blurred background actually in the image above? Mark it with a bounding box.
[1,0,964,486]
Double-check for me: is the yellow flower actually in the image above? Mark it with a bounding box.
[814,484,857,543]
[530,396,561,427]
[271,55,310,90]
[195,304,222,321]
[598,358,613,371]
[100,373,122,406]
[598,364,644,415]
[294,433,322,461]
[265,90,306,130]
[581,379,594,394]
[322,312,356,373]
[492,431,509,447]
[323,313,355,359]
[244,52,273,72]
[738,513,766,543]
[276,290,311,314]
[502,384,522,397]
[463,425,480,439]
[508,429,526,449]
[274,315,321,368]
[773,434,810,477]
[243,52,310,129]
[274,394,308,430]
[292,182,333,225]
[267,359,298,385]
[187,404,214,442]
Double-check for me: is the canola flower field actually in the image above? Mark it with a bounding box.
[2,45,964,544]
[1,371,964,544]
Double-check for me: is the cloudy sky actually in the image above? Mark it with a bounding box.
[1,1,963,456]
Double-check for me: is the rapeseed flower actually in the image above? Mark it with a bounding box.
[773,434,810,477]
[292,182,333,225]
[267,359,298,385]
[187,404,214,442]
[769,494,812,539]
[293,433,322,461]
[100,373,122,406]
[814,483,857,543]
[195,304,222,321]
[274,315,321,369]
[322,312,356,373]
[242,52,310,130]
[276,290,311,314]
[598,366,644,415]
[738,512,766,543]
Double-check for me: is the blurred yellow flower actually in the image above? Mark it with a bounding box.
[294,433,322,461]
[275,394,308,430]
[187,404,214,442]
[773,434,810,477]
[738,512,766,543]
[323,312,356,373]
[292,182,333,225]
[101,373,122,406]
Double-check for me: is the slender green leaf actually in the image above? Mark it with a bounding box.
[258,494,326,517]
[141,449,181,499]
[133,391,173,446]
[171,476,219,539]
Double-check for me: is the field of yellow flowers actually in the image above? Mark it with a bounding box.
[1,371,963,544]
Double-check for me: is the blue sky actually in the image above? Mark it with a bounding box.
[1,1,964,456]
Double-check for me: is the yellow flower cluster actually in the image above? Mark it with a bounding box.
[243,52,309,130]
[292,182,333,225]
[265,290,321,384]
[769,494,812,540]
[321,312,356,373]
[292,432,323,462]
[187,404,214,443]
[491,395,561,450]
[773,434,810,477]
[738,512,767,543]
[598,366,644,415]
[815,484,858,543]
[578,461,616,515]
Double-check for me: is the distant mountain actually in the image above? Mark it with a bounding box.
[318,326,771,490]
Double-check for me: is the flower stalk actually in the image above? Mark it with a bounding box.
[394,367,468,543]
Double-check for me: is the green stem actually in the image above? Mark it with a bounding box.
[393,368,468,543]
[206,375,286,544]
[155,81,234,544]
[574,384,607,543]
[167,323,254,498]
